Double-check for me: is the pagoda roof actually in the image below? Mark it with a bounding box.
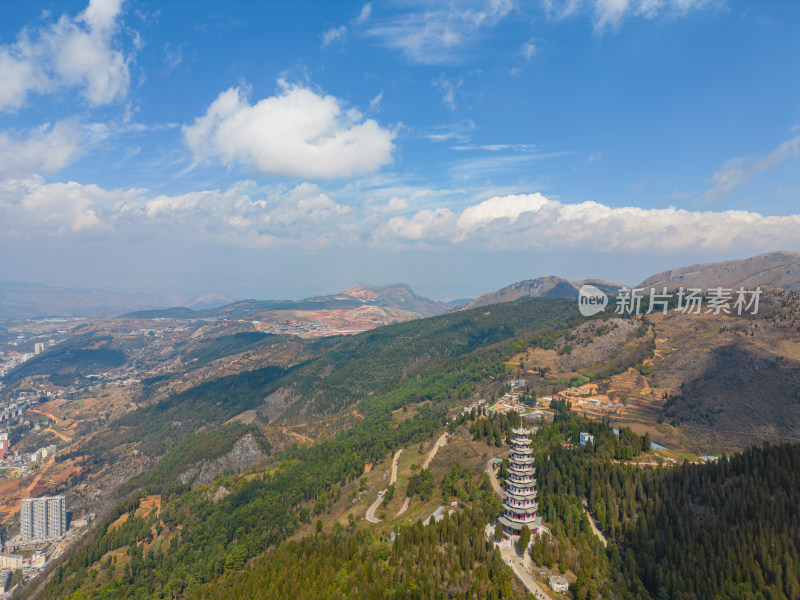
[504,488,538,500]
[503,502,538,515]
[505,478,536,489]
[498,515,538,530]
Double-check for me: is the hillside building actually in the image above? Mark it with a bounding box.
[499,426,539,537]
[579,432,595,447]
[19,496,66,542]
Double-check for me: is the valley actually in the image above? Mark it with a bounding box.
[1,255,799,599]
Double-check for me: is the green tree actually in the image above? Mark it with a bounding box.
[519,526,531,553]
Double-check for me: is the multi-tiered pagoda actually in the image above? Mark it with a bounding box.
[499,426,538,537]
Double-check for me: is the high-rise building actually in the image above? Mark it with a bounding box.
[498,426,539,537]
[19,496,66,542]
[34,343,45,355]
[19,499,33,541]
[0,433,7,461]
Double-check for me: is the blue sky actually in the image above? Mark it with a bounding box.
[0,0,798,300]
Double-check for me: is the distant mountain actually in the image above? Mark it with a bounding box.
[120,283,452,320]
[459,276,625,311]
[457,251,800,312]
[186,293,240,311]
[0,281,177,320]
[0,281,239,320]
[637,251,800,292]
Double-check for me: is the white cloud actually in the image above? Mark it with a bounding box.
[366,0,513,64]
[0,176,136,236]
[596,0,714,30]
[4,176,800,256]
[523,40,538,60]
[433,74,462,110]
[0,177,352,248]
[321,25,347,47]
[0,121,84,179]
[356,3,373,25]
[451,143,538,151]
[380,192,800,253]
[369,91,383,112]
[698,137,800,203]
[543,0,714,30]
[183,81,396,179]
[0,0,131,111]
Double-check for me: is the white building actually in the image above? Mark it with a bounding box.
[579,432,595,447]
[549,574,569,593]
[19,496,66,542]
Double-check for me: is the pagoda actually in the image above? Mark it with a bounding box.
[498,426,539,537]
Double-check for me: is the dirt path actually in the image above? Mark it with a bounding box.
[365,495,383,523]
[422,433,448,469]
[583,505,608,547]
[44,427,72,443]
[390,449,402,485]
[366,449,404,524]
[396,496,410,516]
[28,408,61,424]
[280,429,314,444]
[496,540,554,600]
[486,457,504,498]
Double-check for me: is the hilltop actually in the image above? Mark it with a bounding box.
[637,250,800,291]
[458,251,800,312]
[460,276,623,310]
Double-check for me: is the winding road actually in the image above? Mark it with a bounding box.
[366,449,403,523]
[422,433,448,469]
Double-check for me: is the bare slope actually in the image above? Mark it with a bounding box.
[637,251,800,291]
[459,276,624,310]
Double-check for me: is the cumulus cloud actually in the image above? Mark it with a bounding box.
[183,82,396,179]
[5,176,799,256]
[366,0,513,64]
[0,177,352,248]
[0,0,131,110]
[0,121,84,179]
[0,176,137,237]
[380,192,800,252]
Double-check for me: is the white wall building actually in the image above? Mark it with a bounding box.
[19,496,66,542]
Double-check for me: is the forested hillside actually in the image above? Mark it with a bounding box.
[533,410,800,600]
[23,296,800,600]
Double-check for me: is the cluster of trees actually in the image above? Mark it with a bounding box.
[191,506,514,600]
[40,401,450,599]
[469,411,522,446]
[406,468,434,501]
[533,413,800,600]
[440,462,479,503]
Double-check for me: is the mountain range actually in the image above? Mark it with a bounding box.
[120,283,458,321]
[3,251,799,320]
[458,251,800,311]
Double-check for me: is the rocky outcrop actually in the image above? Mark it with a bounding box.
[178,433,267,489]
